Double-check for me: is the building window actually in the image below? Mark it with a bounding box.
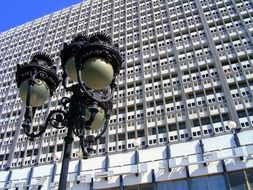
[125,183,153,190]
[237,110,247,118]
[57,145,63,152]
[222,113,230,121]
[246,168,253,189]
[118,133,125,141]
[248,108,253,116]
[158,126,167,133]
[212,115,221,123]
[157,179,188,190]
[137,129,145,137]
[201,117,211,125]
[179,122,186,129]
[99,137,105,144]
[168,124,177,131]
[33,149,38,155]
[128,131,135,139]
[156,174,227,190]
[27,150,32,157]
[193,119,200,127]
[228,171,247,190]
[49,146,55,153]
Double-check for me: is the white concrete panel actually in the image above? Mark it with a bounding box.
[30,177,50,190]
[92,168,103,177]
[41,179,50,190]
[33,164,53,177]
[245,159,253,168]
[54,175,60,183]
[0,170,9,182]
[189,161,223,177]
[217,149,234,159]
[202,134,233,152]
[79,171,94,177]
[109,151,134,167]
[188,154,199,164]
[68,160,79,173]
[139,146,165,162]
[0,182,6,188]
[68,173,77,182]
[11,167,30,180]
[123,169,151,186]
[56,163,63,175]
[156,169,186,183]
[169,157,189,167]
[167,167,187,180]
[238,130,253,145]
[82,156,105,170]
[93,176,119,189]
[70,183,90,190]
[225,159,246,171]
[170,140,199,157]
[110,165,136,175]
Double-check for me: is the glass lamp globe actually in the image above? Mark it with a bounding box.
[65,57,114,90]
[83,106,106,131]
[19,79,50,107]
[228,121,237,129]
[81,57,114,90]
[133,139,140,148]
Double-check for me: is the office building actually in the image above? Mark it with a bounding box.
[0,0,253,189]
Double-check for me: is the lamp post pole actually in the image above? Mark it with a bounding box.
[58,94,76,190]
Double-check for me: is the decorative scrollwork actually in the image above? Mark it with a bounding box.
[31,52,54,66]
[37,71,48,78]
[45,110,67,129]
[22,123,47,141]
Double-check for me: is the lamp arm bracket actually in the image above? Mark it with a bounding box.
[45,109,68,129]
[22,123,46,141]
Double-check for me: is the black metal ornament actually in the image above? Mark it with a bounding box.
[16,32,123,157]
[16,53,59,140]
[16,52,59,96]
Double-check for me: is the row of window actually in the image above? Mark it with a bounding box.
[102,170,253,190]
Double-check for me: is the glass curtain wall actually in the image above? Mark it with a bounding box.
[102,170,253,190]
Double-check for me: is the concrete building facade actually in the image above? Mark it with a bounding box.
[0,0,253,189]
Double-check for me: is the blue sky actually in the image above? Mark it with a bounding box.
[0,0,82,32]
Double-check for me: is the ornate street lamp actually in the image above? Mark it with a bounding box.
[15,32,123,190]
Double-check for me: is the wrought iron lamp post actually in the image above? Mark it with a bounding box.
[15,33,123,190]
